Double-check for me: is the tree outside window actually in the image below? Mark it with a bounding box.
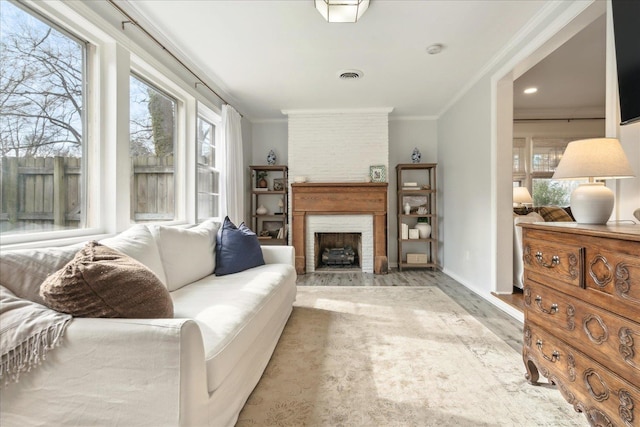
[129,75,176,223]
[0,1,85,234]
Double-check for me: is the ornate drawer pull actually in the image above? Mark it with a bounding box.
[534,296,558,314]
[536,339,560,362]
[535,251,560,269]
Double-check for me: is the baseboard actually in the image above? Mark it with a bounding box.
[442,268,524,323]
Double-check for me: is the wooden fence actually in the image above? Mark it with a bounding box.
[0,155,174,233]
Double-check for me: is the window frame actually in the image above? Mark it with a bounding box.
[196,103,222,223]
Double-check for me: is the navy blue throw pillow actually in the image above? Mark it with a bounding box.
[214,216,265,276]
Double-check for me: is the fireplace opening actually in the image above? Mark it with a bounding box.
[314,232,362,271]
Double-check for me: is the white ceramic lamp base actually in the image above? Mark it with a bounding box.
[570,182,614,224]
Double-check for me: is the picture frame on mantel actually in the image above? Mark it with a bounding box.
[369,165,386,182]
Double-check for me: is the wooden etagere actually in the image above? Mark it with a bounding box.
[249,165,288,245]
[396,163,438,270]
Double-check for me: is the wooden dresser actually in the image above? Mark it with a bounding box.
[520,223,640,426]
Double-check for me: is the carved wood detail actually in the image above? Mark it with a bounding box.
[584,314,609,345]
[619,389,635,427]
[566,304,576,331]
[584,368,610,402]
[523,244,532,266]
[619,327,638,370]
[616,263,640,304]
[586,408,614,427]
[569,252,579,280]
[590,255,613,288]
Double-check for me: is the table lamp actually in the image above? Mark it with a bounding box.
[513,187,533,207]
[552,138,635,224]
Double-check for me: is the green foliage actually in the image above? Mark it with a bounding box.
[533,180,570,206]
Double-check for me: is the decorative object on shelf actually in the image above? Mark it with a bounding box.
[415,222,431,239]
[278,197,284,214]
[417,206,427,215]
[256,205,268,215]
[407,253,428,264]
[294,176,307,183]
[513,187,533,207]
[401,223,409,240]
[267,149,277,165]
[408,229,420,239]
[552,138,635,224]
[411,147,421,163]
[369,165,386,182]
[256,171,268,188]
[404,202,411,215]
[273,178,285,191]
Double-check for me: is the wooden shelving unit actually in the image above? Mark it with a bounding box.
[396,163,438,270]
[249,165,288,245]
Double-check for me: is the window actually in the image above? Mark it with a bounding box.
[129,74,176,223]
[0,1,86,235]
[512,137,586,207]
[197,106,221,222]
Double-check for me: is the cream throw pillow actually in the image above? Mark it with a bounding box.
[150,220,220,291]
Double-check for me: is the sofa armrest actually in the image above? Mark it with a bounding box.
[1,317,209,427]
[261,245,295,266]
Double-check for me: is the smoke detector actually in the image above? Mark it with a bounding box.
[338,69,364,80]
[426,44,444,55]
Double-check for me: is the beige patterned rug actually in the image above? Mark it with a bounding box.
[237,286,587,426]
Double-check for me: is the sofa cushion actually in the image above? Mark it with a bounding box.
[40,241,173,318]
[215,217,264,276]
[0,244,83,305]
[151,221,219,292]
[101,225,167,286]
[538,206,574,222]
[171,263,297,392]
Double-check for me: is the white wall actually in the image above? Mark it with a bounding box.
[388,118,438,266]
[251,121,288,167]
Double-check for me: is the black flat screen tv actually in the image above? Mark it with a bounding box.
[612,0,640,126]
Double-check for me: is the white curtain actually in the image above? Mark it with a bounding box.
[221,104,244,224]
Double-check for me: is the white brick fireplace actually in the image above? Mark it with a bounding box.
[306,214,374,273]
[283,109,392,274]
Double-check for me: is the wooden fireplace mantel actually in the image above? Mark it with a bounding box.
[291,182,388,274]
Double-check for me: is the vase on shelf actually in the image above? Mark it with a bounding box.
[404,202,411,215]
[415,223,431,239]
[256,205,268,215]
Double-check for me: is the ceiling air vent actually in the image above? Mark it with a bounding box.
[338,69,363,80]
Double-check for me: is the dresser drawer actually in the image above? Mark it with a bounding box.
[524,281,640,387]
[522,229,584,289]
[524,324,640,427]
[584,244,640,321]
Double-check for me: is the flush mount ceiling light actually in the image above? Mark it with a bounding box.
[315,0,370,23]
[524,87,538,94]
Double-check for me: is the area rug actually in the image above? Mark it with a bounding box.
[237,286,587,426]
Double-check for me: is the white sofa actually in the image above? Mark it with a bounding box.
[0,222,297,427]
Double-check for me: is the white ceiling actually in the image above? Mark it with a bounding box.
[121,0,605,121]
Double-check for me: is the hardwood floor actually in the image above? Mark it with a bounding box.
[296,269,524,353]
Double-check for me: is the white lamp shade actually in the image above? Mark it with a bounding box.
[315,0,370,23]
[552,138,635,180]
[513,187,533,205]
[552,138,635,225]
